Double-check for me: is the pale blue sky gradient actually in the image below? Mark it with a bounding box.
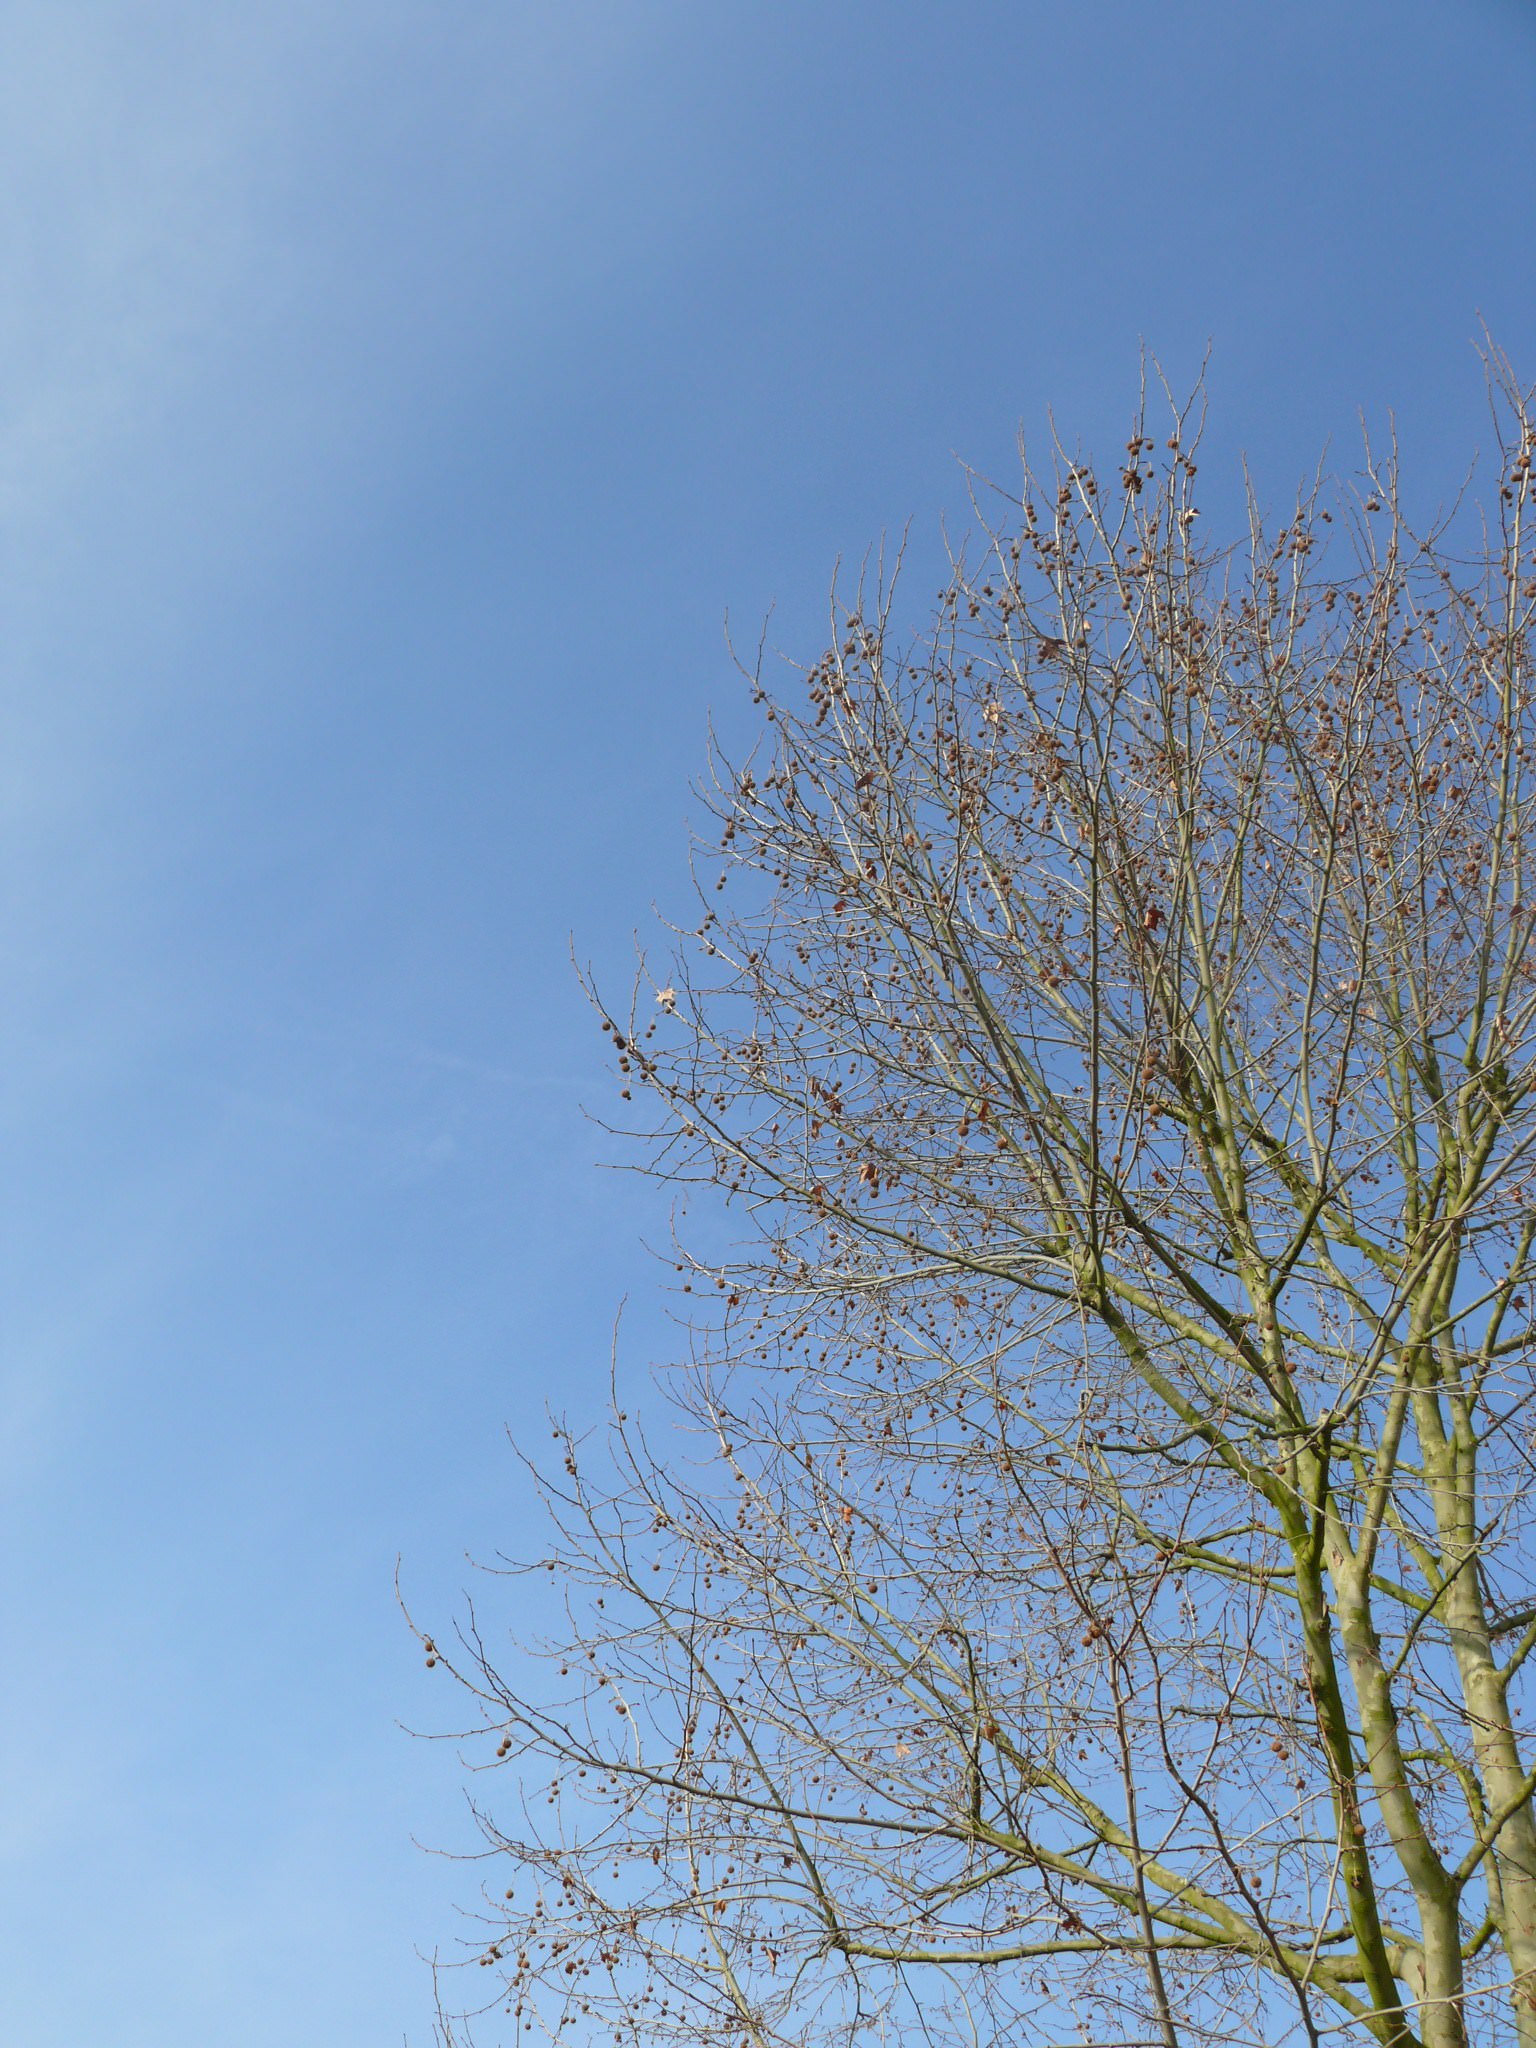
[0,5,1532,2043]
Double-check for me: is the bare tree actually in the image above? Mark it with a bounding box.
[419,359,1536,2048]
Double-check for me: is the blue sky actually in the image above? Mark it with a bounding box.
[0,4,1531,2043]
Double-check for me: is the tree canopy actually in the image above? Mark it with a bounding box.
[424,361,1536,2048]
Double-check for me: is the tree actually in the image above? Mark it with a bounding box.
[420,361,1536,2048]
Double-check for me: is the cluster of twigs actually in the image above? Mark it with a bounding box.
[422,357,1536,2048]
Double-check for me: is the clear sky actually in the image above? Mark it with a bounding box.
[0,4,1531,2043]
